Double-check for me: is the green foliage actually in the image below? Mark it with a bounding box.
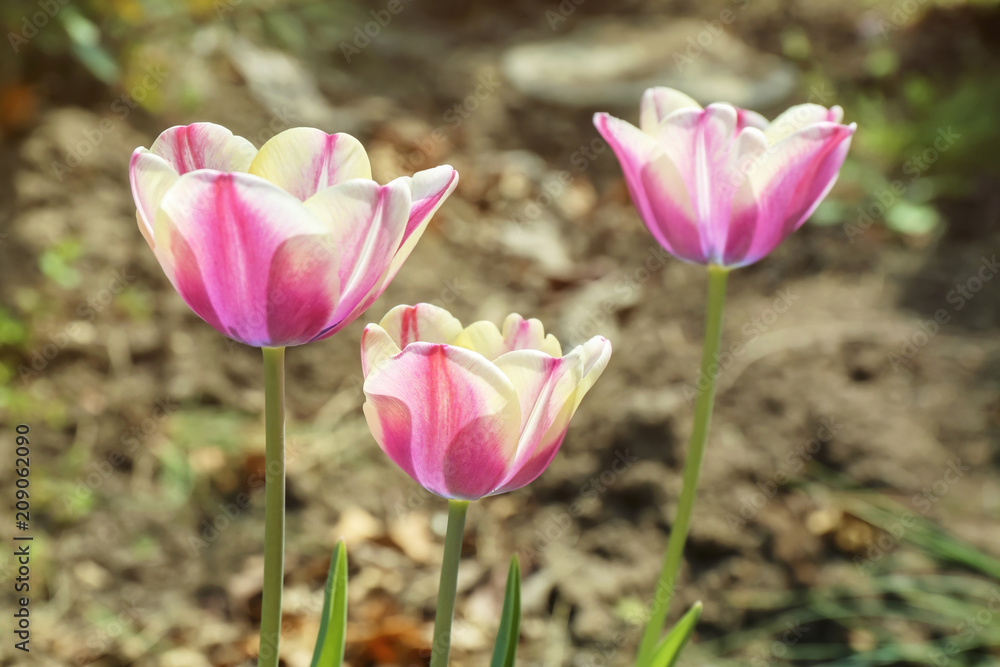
[490,556,522,667]
[648,602,702,667]
[311,540,349,667]
[38,239,83,290]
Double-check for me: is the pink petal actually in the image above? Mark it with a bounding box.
[764,104,844,145]
[302,179,411,338]
[362,343,521,500]
[594,112,706,263]
[153,170,339,347]
[378,166,459,290]
[725,122,855,267]
[374,303,463,350]
[129,148,178,249]
[453,321,507,360]
[639,87,702,134]
[654,104,743,260]
[718,128,768,262]
[249,128,372,201]
[736,108,770,132]
[638,153,709,263]
[266,236,342,345]
[149,122,257,175]
[492,336,612,494]
[361,324,402,379]
[491,351,581,494]
[499,314,562,356]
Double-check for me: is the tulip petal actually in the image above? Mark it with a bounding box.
[154,170,337,347]
[638,153,707,263]
[266,235,341,345]
[571,336,613,411]
[655,104,743,259]
[149,122,257,175]
[491,336,611,494]
[736,108,769,132]
[640,87,701,135]
[378,166,459,289]
[363,343,521,500]
[377,303,464,349]
[493,351,582,480]
[720,128,768,263]
[249,128,373,201]
[129,148,179,248]
[728,123,855,267]
[501,314,563,357]
[303,179,411,336]
[764,104,844,145]
[453,321,506,360]
[595,112,705,263]
[361,324,402,378]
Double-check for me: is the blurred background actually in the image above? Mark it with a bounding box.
[2,0,1000,665]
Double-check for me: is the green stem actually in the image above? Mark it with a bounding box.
[635,265,729,666]
[430,499,470,667]
[260,346,286,667]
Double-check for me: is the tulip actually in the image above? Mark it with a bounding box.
[594,87,855,268]
[595,89,856,665]
[129,123,457,667]
[360,303,612,500]
[129,122,458,347]
[360,303,610,667]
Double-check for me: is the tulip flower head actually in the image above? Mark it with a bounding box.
[129,123,458,347]
[594,88,855,268]
[361,304,612,500]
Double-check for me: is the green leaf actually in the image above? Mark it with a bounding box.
[311,540,348,667]
[58,7,119,85]
[648,601,702,667]
[490,555,522,667]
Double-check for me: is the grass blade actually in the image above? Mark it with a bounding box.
[648,601,702,667]
[490,556,522,667]
[310,540,348,667]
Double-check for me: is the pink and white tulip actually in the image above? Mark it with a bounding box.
[361,304,612,500]
[594,88,855,268]
[129,123,458,347]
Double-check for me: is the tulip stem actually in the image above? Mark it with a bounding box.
[430,499,469,667]
[260,346,286,667]
[636,265,729,666]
